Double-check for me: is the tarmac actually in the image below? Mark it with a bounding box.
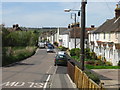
[91,69,120,90]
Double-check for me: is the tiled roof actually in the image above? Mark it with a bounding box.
[69,27,89,38]
[59,28,68,35]
[94,17,120,33]
[61,29,71,35]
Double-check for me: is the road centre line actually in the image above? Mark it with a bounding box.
[49,66,58,88]
[43,66,53,89]
[43,75,51,90]
[46,66,52,74]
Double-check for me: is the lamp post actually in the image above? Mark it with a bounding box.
[64,9,80,48]
[80,0,87,71]
[71,13,77,48]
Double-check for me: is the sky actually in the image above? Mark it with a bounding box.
[1,1,119,28]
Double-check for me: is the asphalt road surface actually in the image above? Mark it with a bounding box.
[1,49,76,89]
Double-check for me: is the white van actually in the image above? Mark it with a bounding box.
[38,42,45,48]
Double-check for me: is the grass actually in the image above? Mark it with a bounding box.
[86,65,120,69]
[2,46,37,66]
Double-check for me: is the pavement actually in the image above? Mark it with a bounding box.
[91,69,120,89]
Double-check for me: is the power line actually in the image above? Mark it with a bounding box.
[104,0,114,16]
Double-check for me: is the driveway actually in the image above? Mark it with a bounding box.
[91,69,120,89]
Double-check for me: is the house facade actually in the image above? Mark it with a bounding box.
[88,2,120,66]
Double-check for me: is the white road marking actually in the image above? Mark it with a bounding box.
[46,66,52,74]
[43,75,51,90]
[36,48,39,53]
[14,82,25,87]
[49,66,58,88]
[1,81,44,88]
[66,74,76,88]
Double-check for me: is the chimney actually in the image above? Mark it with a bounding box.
[13,24,16,28]
[91,25,95,28]
[115,1,120,19]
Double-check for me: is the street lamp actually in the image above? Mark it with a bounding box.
[64,9,80,48]
[64,9,81,12]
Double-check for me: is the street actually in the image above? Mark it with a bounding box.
[2,49,76,89]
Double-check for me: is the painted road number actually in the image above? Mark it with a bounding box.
[1,81,44,88]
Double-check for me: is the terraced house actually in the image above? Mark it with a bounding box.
[88,2,120,66]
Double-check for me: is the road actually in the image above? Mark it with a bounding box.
[1,49,76,89]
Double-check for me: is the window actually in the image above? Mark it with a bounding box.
[97,34,100,40]
[56,54,67,59]
[104,33,105,39]
[109,33,111,40]
[115,32,118,39]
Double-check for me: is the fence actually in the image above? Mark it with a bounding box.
[67,61,75,82]
[67,61,105,90]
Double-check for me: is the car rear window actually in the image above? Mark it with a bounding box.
[48,47,53,49]
[56,55,67,59]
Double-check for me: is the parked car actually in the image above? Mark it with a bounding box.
[38,42,45,48]
[54,53,70,66]
[56,51,66,55]
[47,43,54,49]
[47,46,54,53]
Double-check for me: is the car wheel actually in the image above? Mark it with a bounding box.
[54,63,57,66]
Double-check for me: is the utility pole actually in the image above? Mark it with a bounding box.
[64,9,80,48]
[80,0,87,71]
[73,13,77,48]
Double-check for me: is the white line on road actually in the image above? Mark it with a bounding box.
[66,74,76,88]
[43,66,53,90]
[43,75,51,90]
[46,66,52,74]
[35,48,39,53]
[49,66,58,88]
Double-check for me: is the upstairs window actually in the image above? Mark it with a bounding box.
[109,33,111,40]
[104,33,106,39]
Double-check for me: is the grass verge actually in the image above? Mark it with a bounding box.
[2,46,37,66]
[86,65,120,69]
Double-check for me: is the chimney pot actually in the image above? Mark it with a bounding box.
[91,25,95,28]
[115,2,120,18]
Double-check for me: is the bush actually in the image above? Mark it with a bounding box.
[70,48,80,57]
[85,60,95,65]
[71,56,80,61]
[58,46,68,51]
[97,55,102,60]
[2,28,39,47]
[85,48,97,60]
[53,42,58,47]
[105,61,112,66]
[85,48,91,59]
[94,60,105,66]
[90,52,97,59]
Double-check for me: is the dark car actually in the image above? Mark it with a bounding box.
[54,54,70,66]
